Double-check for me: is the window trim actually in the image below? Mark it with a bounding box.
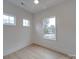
[43,16,56,40]
[23,19,30,27]
[3,13,16,25]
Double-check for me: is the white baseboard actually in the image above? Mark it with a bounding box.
[32,43,76,58]
[4,43,76,59]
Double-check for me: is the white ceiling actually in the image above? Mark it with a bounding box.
[4,0,69,13]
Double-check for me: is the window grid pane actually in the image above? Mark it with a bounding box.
[44,17,56,40]
[3,14,15,25]
[3,15,9,24]
[9,16,15,24]
[23,19,30,27]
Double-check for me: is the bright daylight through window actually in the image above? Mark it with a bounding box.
[23,19,30,27]
[43,17,56,40]
[3,14,15,25]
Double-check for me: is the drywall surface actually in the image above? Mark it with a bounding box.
[33,0,76,56]
[3,0,32,56]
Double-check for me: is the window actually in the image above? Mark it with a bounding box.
[3,14,15,25]
[43,17,56,40]
[23,19,30,27]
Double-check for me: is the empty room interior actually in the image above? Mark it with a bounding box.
[3,0,76,59]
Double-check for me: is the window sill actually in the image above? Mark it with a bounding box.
[43,34,56,40]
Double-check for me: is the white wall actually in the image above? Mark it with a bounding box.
[3,0,32,56]
[33,0,76,56]
[3,0,76,57]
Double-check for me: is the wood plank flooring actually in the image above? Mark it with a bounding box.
[4,44,71,59]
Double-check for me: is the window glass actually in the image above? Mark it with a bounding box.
[43,17,56,40]
[3,15,9,24]
[9,16,14,24]
[23,19,30,27]
[3,14,15,25]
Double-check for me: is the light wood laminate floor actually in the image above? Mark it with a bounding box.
[4,44,71,59]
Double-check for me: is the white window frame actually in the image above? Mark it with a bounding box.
[3,14,16,25]
[23,19,30,27]
[43,16,56,40]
